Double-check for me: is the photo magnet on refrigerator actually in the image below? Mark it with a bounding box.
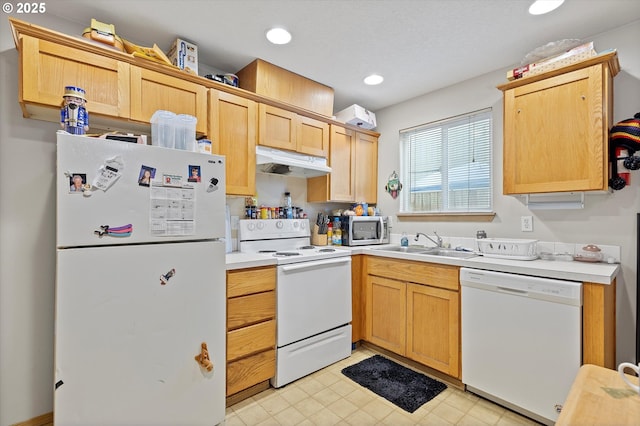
[138,165,156,187]
[188,165,201,183]
[68,173,88,193]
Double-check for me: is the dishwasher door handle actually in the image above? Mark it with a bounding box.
[496,286,528,295]
[280,257,351,272]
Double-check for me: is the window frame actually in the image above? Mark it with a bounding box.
[399,108,494,217]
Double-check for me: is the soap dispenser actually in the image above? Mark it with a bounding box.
[400,232,409,247]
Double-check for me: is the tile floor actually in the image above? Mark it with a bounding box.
[225,346,541,425]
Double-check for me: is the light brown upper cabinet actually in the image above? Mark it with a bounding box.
[498,52,619,195]
[209,90,257,196]
[236,58,335,117]
[298,115,330,157]
[130,66,207,134]
[307,125,378,203]
[355,132,379,204]
[258,104,329,157]
[308,125,357,202]
[17,34,130,122]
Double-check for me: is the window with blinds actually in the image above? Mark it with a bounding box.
[400,109,492,213]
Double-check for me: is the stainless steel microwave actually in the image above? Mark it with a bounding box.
[341,216,390,246]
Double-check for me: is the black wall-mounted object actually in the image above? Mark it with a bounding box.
[609,113,640,191]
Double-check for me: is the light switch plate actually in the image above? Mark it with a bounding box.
[521,216,533,232]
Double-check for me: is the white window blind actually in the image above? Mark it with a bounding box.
[400,109,492,213]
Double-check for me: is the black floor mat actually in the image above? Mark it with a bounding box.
[341,354,447,413]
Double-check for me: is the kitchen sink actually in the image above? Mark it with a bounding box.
[374,245,430,253]
[373,245,478,258]
[423,248,478,259]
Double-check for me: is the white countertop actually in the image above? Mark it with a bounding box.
[226,244,619,284]
[225,252,277,270]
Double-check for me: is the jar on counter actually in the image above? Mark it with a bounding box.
[332,218,342,245]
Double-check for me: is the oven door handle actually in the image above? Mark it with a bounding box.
[280,257,351,272]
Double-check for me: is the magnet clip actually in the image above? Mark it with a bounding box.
[195,342,213,372]
[160,268,176,285]
[94,225,110,237]
[94,224,133,238]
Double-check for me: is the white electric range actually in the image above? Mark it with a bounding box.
[238,219,352,387]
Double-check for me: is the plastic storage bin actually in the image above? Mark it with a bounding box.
[150,110,176,148]
[175,114,197,151]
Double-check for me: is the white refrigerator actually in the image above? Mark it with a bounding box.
[54,132,226,425]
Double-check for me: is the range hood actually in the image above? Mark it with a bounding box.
[256,146,331,178]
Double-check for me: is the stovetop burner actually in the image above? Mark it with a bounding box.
[258,250,277,253]
[299,245,316,250]
[274,252,301,257]
[318,248,336,253]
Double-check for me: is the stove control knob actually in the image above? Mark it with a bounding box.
[256,221,265,230]
[300,221,307,230]
[275,220,284,229]
[246,222,255,231]
[293,221,299,229]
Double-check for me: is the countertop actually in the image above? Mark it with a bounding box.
[226,244,619,284]
[556,364,639,425]
[225,251,279,270]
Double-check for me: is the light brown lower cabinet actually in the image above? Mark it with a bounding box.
[365,256,461,379]
[363,255,616,379]
[226,266,276,397]
[406,283,459,378]
[365,275,406,355]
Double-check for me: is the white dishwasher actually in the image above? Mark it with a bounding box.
[460,268,582,425]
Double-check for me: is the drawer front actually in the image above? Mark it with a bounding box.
[227,291,275,330]
[227,267,276,298]
[227,349,276,396]
[367,256,459,291]
[227,320,276,362]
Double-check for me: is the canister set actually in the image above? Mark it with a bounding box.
[151,110,205,152]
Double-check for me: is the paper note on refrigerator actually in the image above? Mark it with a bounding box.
[149,185,196,236]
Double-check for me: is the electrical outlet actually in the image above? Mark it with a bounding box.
[521,215,533,232]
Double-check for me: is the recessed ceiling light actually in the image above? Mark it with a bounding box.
[528,0,564,15]
[364,74,384,85]
[266,28,292,45]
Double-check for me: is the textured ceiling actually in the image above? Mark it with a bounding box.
[42,0,640,113]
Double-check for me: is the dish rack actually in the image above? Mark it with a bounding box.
[476,238,538,260]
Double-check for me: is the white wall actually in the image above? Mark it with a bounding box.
[0,13,86,426]
[375,20,640,367]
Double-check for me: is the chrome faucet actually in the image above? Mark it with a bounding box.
[415,231,443,248]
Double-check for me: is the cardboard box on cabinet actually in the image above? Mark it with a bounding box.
[168,38,198,74]
[335,104,377,130]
